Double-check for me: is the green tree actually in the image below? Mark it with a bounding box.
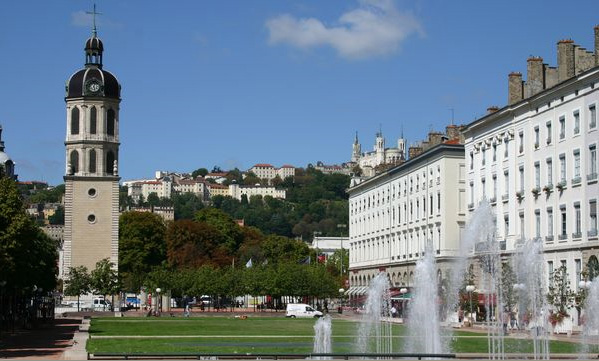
[48,206,65,225]
[261,235,309,265]
[63,266,91,311]
[547,265,575,316]
[146,192,160,207]
[0,177,58,291]
[90,259,120,310]
[194,208,243,253]
[501,262,516,312]
[172,192,205,220]
[119,212,167,291]
[192,168,209,178]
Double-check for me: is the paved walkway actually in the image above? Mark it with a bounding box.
[0,318,82,360]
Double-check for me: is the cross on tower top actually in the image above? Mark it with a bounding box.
[86,3,102,37]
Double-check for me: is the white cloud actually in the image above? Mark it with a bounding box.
[265,0,422,59]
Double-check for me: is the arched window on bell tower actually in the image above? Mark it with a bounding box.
[106,150,115,175]
[89,149,96,173]
[71,107,80,135]
[107,109,115,136]
[90,106,97,134]
[70,150,79,174]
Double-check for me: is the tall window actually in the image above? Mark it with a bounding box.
[493,175,497,199]
[70,107,80,135]
[576,259,582,290]
[430,195,433,216]
[546,121,552,144]
[88,149,96,173]
[469,182,474,204]
[107,109,115,136]
[590,200,598,234]
[519,131,524,154]
[519,212,525,239]
[437,192,441,213]
[90,106,97,134]
[590,145,597,177]
[535,210,541,238]
[574,150,581,179]
[560,154,566,182]
[504,140,509,158]
[547,158,553,185]
[548,261,554,282]
[482,178,486,198]
[504,170,509,195]
[70,150,79,174]
[547,208,553,236]
[519,165,525,192]
[535,162,540,188]
[574,203,581,236]
[469,152,473,169]
[493,144,497,162]
[559,116,566,139]
[106,151,115,175]
[534,126,540,147]
[504,214,509,237]
[482,148,486,166]
[560,206,567,238]
[590,104,597,129]
[573,111,580,134]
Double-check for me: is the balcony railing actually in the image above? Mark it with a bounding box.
[489,196,497,204]
[502,194,509,202]
[545,235,554,242]
[543,184,553,193]
[558,234,567,240]
[572,176,582,185]
[557,180,567,191]
[588,229,598,237]
[516,190,525,201]
[588,173,598,181]
[572,232,582,239]
[531,187,541,197]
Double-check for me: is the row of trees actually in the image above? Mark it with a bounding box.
[63,259,119,311]
[118,208,348,295]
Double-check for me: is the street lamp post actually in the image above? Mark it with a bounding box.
[466,285,475,326]
[400,287,408,319]
[338,288,345,314]
[156,288,161,316]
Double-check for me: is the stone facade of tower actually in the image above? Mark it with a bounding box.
[61,31,121,278]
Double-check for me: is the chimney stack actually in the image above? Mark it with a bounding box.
[508,72,523,105]
[408,146,423,159]
[557,39,575,82]
[526,56,544,97]
[595,25,599,66]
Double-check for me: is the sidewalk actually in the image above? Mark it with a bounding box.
[0,318,82,360]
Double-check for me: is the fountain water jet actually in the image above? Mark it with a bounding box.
[513,238,550,360]
[404,243,447,354]
[355,272,393,354]
[579,278,599,358]
[313,315,332,359]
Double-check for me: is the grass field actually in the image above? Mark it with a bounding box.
[86,317,596,355]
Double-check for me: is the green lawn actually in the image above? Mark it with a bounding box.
[87,317,596,355]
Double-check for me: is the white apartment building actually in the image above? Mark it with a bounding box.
[464,29,599,330]
[174,179,209,201]
[248,164,295,182]
[347,143,466,297]
[123,179,172,202]
[228,183,285,201]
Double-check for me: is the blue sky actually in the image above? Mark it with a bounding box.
[0,0,598,185]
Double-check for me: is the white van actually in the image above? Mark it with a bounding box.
[286,303,323,318]
[93,297,112,311]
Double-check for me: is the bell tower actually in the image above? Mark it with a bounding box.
[62,9,121,278]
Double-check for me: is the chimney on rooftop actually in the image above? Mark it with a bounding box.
[508,72,523,105]
[557,39,575,82]
[526,56,544,97]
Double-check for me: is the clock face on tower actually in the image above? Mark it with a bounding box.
[86,79,102,94]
